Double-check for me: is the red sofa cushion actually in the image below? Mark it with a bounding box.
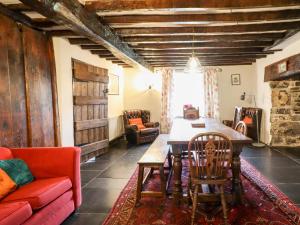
[2,177,72,210]
[23,190,74,225]
[0,201,32,225]
[0,148,13,160]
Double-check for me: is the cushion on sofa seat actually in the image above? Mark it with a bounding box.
[0,201,32,225]
[0,159,34,186]
[0,148,13,160]
[0,169,17,199]
[140,127,159,135]
[2,177,72,210]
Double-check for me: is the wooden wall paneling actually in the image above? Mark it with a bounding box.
[72,59,109,161]
[22,26,55,147]
[0,13,60,148]
[0,14,28,147]
[47,36,61,146]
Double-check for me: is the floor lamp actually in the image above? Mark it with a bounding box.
[252,109,265,148]
[240,92,265,147]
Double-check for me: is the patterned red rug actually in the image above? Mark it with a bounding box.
[103,158,300,225]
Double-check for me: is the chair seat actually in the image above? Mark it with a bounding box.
[140,127,159,135]
[2,177,72,210]
[0,201,32,225]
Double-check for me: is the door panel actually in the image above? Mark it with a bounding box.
[72,59,109,162]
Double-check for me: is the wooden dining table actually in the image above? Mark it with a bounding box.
[167,117,253,205]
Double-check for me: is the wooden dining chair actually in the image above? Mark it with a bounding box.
[187,132,233,225]
[235,121,247,136]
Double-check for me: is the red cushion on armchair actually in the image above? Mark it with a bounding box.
[129,118,146,130]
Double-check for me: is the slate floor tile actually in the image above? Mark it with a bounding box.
[276,183,300,204]
[78,188,122,213]
[62,141,300,225]
[86,178,128,189]
[62,213,107,225]
[81,170,103,186]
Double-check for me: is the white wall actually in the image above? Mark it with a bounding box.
[123,68,161,122]
[255,32,300,144]
[217,65,257,122]
[53,37,124,146]
[122,65,256,125]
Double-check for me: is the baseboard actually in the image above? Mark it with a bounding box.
[109,134,125,145]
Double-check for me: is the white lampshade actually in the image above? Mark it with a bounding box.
[184,54,204,73]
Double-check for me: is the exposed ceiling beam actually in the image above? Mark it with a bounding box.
[152,62,253,67]
[85,0,300,12]
[117,21,300,36]
[137,48,277,55]
[81,45,108,50]
[48,30,78,36]
[5,3,32,12]
[132,41,273,49]
[104,9,300,27]
[69,38,95,45]
[90,50,113,55]
[264,29,300,50]
[145,56,264,61]
[19,0,152,71]
[0,3,39,30]
[144,53,267,58]
[124,33,285,43]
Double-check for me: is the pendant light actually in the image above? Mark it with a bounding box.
[184,27,203,73]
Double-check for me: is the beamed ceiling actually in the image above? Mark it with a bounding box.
[1,0,300,71]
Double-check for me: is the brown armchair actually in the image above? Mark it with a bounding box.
[123,110,160,145]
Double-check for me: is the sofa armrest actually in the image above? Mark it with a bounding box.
[10,147,82,208]
[125,124,139,132]
[144,122,159,128]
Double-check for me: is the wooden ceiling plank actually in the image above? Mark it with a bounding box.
[264,29,300,50]
[132,41,274,49]
[124,33,285,43]
[48,30,79,36]
[144,54,267,59]
[19,0,152,71]
[5,3,32,12]
[148,58,256,63]
[104,9,300,25]
[90,50,111,54]
[0,3,39,30]
[137,48,277,55]
[69,38,95,45]
[81,45,108,50]
[85,0,300,12]
[117,21,300,36]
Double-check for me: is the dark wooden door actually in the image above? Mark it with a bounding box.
[72,59,109,162]
[0,14,60,148]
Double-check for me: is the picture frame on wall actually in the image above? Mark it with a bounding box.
[108,73,119,95]
[231,74,241,85]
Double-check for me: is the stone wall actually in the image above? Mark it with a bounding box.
[270,80,300,147]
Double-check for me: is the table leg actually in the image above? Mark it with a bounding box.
[232,144,243,205]
[172,145,183,205]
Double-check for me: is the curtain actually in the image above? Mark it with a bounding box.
[203,69,220,119]
[160,68,174,134]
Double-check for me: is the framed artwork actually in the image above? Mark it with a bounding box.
[231,74,241,85]
[277,61,287,74]
[108,73,119,95]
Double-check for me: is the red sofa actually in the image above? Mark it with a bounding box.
[0,147,81,225]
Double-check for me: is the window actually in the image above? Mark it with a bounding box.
[172,71,204,118]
